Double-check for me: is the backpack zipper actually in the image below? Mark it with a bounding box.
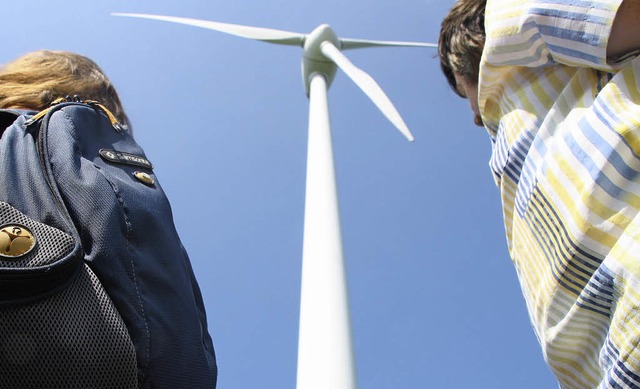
[24,97,125,133]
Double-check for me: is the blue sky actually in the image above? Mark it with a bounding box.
[3,0,559,387]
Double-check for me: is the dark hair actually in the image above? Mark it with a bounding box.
[438,0,487,96]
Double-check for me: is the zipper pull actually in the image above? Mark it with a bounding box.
[84,100,125,133]
[22,97,68,127]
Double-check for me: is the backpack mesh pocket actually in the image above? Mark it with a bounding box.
[0,202,137,388]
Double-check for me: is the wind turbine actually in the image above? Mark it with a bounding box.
[113,13,436,389]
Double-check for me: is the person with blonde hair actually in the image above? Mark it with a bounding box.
[439,0,640,387]
[0,50,128,126]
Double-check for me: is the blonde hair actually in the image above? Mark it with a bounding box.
[0,50,129,125]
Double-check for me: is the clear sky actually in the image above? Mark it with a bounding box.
[3,0,560,387]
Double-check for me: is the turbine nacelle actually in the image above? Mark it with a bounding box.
[302,24,339,95]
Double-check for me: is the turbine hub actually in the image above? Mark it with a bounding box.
[302,24,339,95]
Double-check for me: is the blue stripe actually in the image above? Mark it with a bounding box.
[563,131,627,200]
[595,70,615,93]
[614,356,640,387]
[516,20,605,64]
[514,157,604,273]
[505,148,526,179]
[532,196,600,280]
[563,106,640,201]
[593,98,640,161]
[490,127,511,179]
[513,131,537,215]
[523,203,582,295]
[592,270,615,295]
[533,0,614,12]
[600,322,640,388]
[577,267,615,313]
[526,205,598,291]
[545,42,602,64]
[530,7,610,26]
[610,361,640,388]
[582,122,640,183]
[535,191,603,269]
[523,190,612,316]
[602,336,619,374]
[559,117,640,202]
[504,163,522,183]
[493,129,535,184]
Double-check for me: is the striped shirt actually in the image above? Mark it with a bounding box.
[479,0,640,387]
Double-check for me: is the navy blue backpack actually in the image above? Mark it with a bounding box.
[0,100,217,388]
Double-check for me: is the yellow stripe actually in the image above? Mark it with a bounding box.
[546,353,601,386]
[607,278,640,372]
[546,165,618,248]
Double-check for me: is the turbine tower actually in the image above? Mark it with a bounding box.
[113,13,435,388]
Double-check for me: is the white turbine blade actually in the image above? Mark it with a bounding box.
[341,38,437,50]
[112,13,306,46]
[320,41,415,142]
